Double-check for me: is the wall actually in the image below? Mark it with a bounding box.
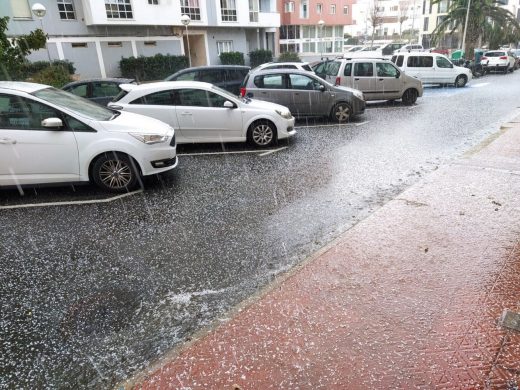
[206,27,248,65]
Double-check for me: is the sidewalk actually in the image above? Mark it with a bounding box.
[125,121,520,389]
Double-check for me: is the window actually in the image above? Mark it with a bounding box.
[249,0,259,22]
[436,56,453,68]
[131,90,174,105]
[288,74,322,90]
[92,82,121,98]
[71,42,88,48]
[436,15,447,27]
[105,0,133,19]
[353,62,374,77]
[343,5,349,14]
[284,1,294,12]
[148,0,158,4]
[302,25,316,39]
[175,71,197,81]
[0,95,62,131]
[57,0,76,20]
[376,62,399,77]
[280,25,300,39]
[423,17,429,31]
[221,0,237,22]
[66,84,88,98]
[176,89,211,107]
[254,74,285,89]
[316,3,322,13]
[396,55,404,67]
[107,41,122,47]
[198,70,225,83]
[390,5,398,11]
[217,41,233,55]
[325,61,340,76]
[330,4,336,14]
[303,42,316,52]
[144,41,157,46]
[438,0,448,13]
[10,0,31,19]
[181,0,201,21]
[407,56,433,67]
[301,0,309,18]
[343,63,352,76]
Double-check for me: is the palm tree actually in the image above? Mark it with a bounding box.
[431,0,520,60]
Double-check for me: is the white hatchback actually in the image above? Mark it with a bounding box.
[109,81,296,148]
[0,82,177,192]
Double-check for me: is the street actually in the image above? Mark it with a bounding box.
[2,73,520,388]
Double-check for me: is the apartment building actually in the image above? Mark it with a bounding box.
[1,0,280,78]
[278,0,354,55]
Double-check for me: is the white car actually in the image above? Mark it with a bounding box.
[481,50,516,74]
[251,62,314,73]
[109,81,296,148]
[0,82,177,192]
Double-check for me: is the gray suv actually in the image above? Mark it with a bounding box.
[240,69,365,122]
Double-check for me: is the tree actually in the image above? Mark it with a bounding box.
[368,0,384,46]
[0,16,47,80]
[398,0,411,39]
[431,0,520,60]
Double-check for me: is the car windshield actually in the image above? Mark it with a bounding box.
[211,85,239,100]
[32,87,114,121]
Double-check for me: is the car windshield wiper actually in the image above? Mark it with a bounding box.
[109,110,121,120]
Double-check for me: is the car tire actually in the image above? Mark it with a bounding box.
[248,120,277,148]
[330,102,352,123]
[91,152,139,192]
[401,89,418,105]
[455,75,467,88]
[503,66,509,74]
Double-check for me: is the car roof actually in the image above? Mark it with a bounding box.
[0,81,49,94]
[248,69,319,76]
[174,65,250,73]
[119,80,215,93]
[395,52,440,56]
[63,78,135,88]
[260,62,309,66]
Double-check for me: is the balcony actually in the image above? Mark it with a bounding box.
[256,12,280,27]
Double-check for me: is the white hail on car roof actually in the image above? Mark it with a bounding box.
[118,80,215,93]
[0,81,48,93]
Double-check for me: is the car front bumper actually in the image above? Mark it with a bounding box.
[278,116,297,140]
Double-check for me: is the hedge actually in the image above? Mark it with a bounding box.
[30,64,73,88]
[277,52,301,62]
[119,54,189,81]
[1,60,75,81]
[249,49,273,68]
[219,51,245,65]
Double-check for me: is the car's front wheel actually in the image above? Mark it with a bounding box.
[91,152,139,192]
[248,120,277,148]
[455,75,467,88]
[401,88,418,105]
[330,102,352,123]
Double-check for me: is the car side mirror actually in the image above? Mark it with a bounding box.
[223,100,235,108]
[395,73,400,78]
[318,84,326,92]
[41,117,63,129]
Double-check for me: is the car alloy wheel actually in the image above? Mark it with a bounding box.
[332,103,351,123]
[251,121,275,147]
[92,152,138,192]
[455,75,467,88]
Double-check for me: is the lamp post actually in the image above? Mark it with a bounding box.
[181,14,192,67]
[318,19,325,60]
[461,0,472,58]
[31,3,52,63]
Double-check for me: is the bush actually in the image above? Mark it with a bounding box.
[119,54,189,81]
[277,52,301,62]
[249,49,273,67]
[30,64,73,88]
[219,51,245,65]
[1,60,75,81]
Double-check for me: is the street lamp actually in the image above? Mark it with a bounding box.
[318,19,325,60]
[181,14,192,67]
[461,0,472,59]
[31,3,52,63]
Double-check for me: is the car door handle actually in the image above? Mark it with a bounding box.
[294,93,300,96]
[378,78,384,81]
[0,138,16,145]
[180,112,192,116]
[354,78,360,81]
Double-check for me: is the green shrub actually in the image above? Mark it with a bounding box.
[30,64,73,88]
[219,51,245,65]
[25,60,76,76]
[277,52,301,62]
[249,49,273,67]
[119,54,189,81]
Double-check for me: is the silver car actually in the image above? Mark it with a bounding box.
[240,69,365,122]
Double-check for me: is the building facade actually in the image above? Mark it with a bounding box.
[1,0,280,79]
[277,0,354,56]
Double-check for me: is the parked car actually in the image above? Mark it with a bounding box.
[165,65,250,95]
[311,59,337,79]
[240,69,365,122]
[391,52,472,87]
[0,82,177,192]
[62,78,135,106]
[325,57,423,105]
[481,50,516,74]
[510,49,520,70]
[380,42,406,56]
[109,81,295,148]
[251,62,314,72]
[345,45,365,52]
[394,44,424,54]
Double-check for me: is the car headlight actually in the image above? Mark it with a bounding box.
[352,90,364,100]
[275,109,292,119]
[129,133,169,144]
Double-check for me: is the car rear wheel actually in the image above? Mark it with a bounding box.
[401,89,418,105]
[248,120,276,148]
[92,152,139,192]
[455,75,467,88]
[330,102,352,123]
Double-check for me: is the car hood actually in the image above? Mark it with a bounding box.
[242,98,291,113]
[331,85,359,95]
[100,110,174,135]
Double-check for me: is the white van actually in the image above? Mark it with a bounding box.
[391,52,472,87]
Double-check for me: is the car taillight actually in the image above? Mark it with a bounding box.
[481,56,487,60]
[335,76,341,85]
[499,56,507,59]
[240,87,246,97]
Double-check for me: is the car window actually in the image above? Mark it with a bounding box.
[288,74,321,90]
[284,65,297,69]
[353,62,374,77]
[253,74,285,89]
[302,64,313,71]
[376,62,399,77]
[343,63,352,76]
[436,56,453,68]
[175,71,197,81]
[130,90,174,105]
[313,62,326,73]
[407,56,433,67]
[92,82,121,98]
[0,94,62,130]
[198,70,225,83]
[326,61,341,76]
[66,84,88,98]
[176,88,211,107]
[226,69,245,81]
[63,114,93,132]
[484,51,504,57]
[396,55,404,67]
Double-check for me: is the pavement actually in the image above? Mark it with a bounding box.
[117,117,520,389]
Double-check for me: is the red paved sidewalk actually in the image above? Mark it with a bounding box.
[125,123,520,389]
